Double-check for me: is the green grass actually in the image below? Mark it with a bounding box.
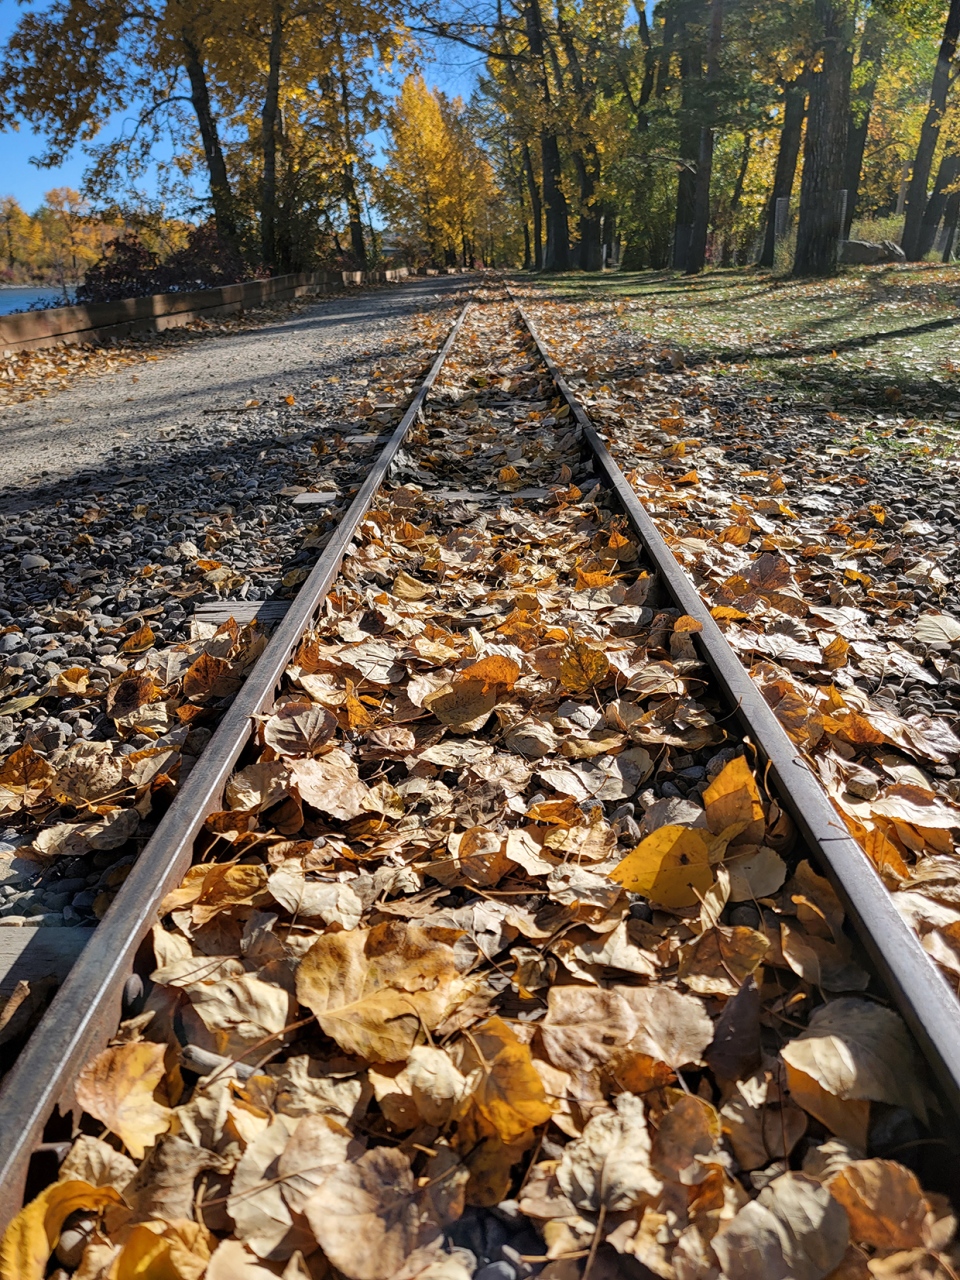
[534,264,960,435]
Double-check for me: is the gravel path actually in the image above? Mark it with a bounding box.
[0,277,466,505]
[0,276,467,940]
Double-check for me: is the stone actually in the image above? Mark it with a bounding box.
[838,238,905,265]
[20,553,50,571]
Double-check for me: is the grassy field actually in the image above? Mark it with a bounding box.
[536,264,960,430]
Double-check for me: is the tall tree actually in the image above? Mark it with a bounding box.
[686,0,725,273]
[901,0,960,259]
[793,0,854,276]
[758,77,807,267]
[841,4,888,237]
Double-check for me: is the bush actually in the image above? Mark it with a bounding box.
[77,223,247,304]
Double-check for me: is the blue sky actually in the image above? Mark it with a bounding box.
[0,0,482,214]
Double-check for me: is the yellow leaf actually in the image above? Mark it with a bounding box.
[822,636,850,669]
[295,922,467,1062]
[0,1181,124,1280]
[498,464,522,490]
[459,655,520,689]
[464,1017,553,1143]
[108,1220,216,1280]
[575,567,618,589]
[612,825,714,908]
[392,570,430,601]
[121,624,155,654]
[559,635,610,693]
[702,757,765,844]
[53,666,91,694]
[76,1042,173,1158]
[783,1061,869,1149]
[827,1160,927,1252]
[719,525,753,546]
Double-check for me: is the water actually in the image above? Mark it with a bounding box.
[0,286,73,316]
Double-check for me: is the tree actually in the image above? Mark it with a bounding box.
[793,0,855,276]
[901,0,960,259]
[757,77,807,267]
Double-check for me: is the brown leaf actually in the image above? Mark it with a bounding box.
[295,922,467,1062]
[712,1172,849,1280]
[652,1094,721,1185]
[105,671,161,720]
[262,700,337,756]
[291,749,369,819]
[539,986,638,1072]
[678,925,769,996]
[780,998,929,1124]
[302,1147,442,1280]
[121,623,156,654]
[828,1159,928,1251]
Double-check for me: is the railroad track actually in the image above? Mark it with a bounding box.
[1,283,958,1275]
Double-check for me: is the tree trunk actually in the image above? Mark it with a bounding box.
[687,0,725,274]
[902,0,960,260]
[721,132,751,265]
[260,0,283,273]
[336,49,367,266]
[918,152,960,257]
[573,151,602,270]
[841,9,887,237]
[180,32,239,257]
[522,142,543,269]
[541,133,571,270]
[673,33,702,271]
[793,0,853,277]
[602,207,617,266]
[758,79,806,267]
[942,185,960,260]
[524,0,570,271]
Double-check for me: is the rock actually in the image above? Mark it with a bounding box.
[839,238,905,264]
[20,553,50,571]
[475,1265,517,1280]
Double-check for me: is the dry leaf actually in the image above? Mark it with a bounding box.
[612,824,714,908]
[712,1172,849,1280]
[303,1147,442,1280]
[295,923,466,1061]
[76,1042,172,1159]
[0,1181,125,1280]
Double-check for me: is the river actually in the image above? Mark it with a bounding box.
[0,286,73,316]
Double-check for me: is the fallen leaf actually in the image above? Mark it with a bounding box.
[76,1042,172,1159]
[302,1147,442,1280]
[611,824,714,908]
[711,1171,849,1280]
[0,1181,124,1280]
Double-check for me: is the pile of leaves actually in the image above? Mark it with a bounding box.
[3,297,956,1280]
[524,291,960,993]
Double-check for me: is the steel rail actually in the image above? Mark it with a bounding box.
[513,294,960,1125]
[0,297,473,1226]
